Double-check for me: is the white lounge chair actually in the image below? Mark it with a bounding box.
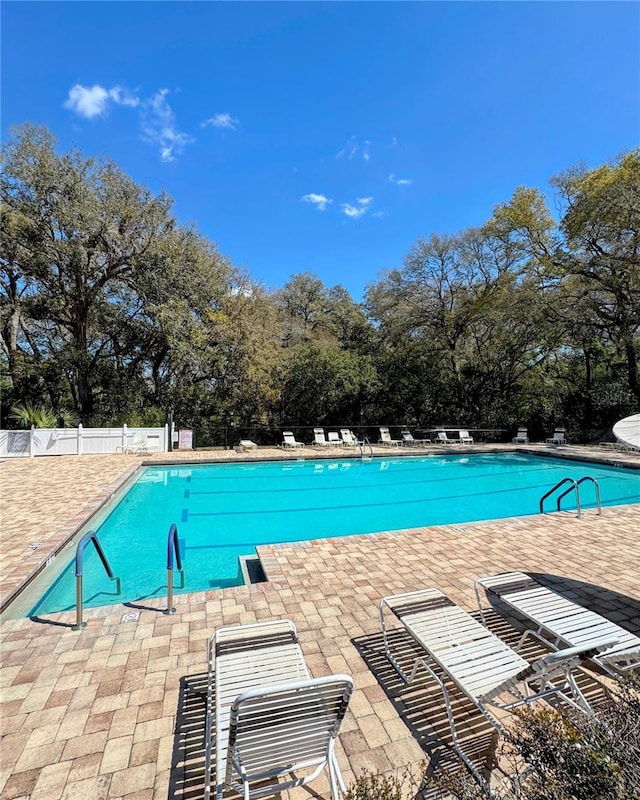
[400,430,431,446]
[282,431,304,448]
[546,428,567,445]
[236,440,258,452]
[327,431,342,447]
[378,427,401,446]
[379,588,614,784]
[314,428,341,448]
[475,571,640,677]
[512,428,529,444]
[458,429,474,444]
[312,428,328,447]
[313,428,328,447]
[205,620,353,800]
[340,429,359,447]
[126,433,161,454]
[434,431,455,445]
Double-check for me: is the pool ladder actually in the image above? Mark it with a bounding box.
[72,523,184,630]
[539,476,601,519]
[357,436,374,460]
[72,531,121,630]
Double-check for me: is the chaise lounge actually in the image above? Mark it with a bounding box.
[546,428,567,445]
[379,588,613,784]
[379,427,401,446]
[282,431,304,448]
[475,571,640,677]
[235,440,258,452]
[205,620,353,800]
[401,430,431,446]
[340,429,359,447]
[512,427,529,444]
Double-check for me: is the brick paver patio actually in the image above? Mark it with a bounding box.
[1,445,638,800]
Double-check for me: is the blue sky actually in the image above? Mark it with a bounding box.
[2,2,638,298]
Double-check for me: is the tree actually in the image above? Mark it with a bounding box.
[489,150,640,428]
[552,151,640,406]
[366,226,557,427]
[1,124,175,418]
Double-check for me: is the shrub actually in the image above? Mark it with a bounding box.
[345,772,405,800]
[9,403,59,428]
[422,675,640,799]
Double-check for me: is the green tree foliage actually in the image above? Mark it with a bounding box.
[280,340,378,425]
[1,125,637,439]
[365,227,558,428]
[552,151,640,406]
[1,124,236,424]
[489,151,640,431]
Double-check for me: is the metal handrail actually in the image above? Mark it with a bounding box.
[557,476,601,515]
[539,478,582,518]
[165,523,185,615]
[361,436,373,459]
[73,531,121,631]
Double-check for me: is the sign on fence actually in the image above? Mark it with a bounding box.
[178,429,194,450]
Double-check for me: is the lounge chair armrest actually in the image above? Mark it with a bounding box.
[538,640,619,667]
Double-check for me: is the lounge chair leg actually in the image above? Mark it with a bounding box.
[485,728,500,770]
[516,629,535,652]
[379,601,412,683]
[326,739,344,799]
[327,744,345,799]
[408,656,428,684]
[419,660,490,789]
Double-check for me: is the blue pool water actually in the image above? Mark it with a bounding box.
[30,453,639,615]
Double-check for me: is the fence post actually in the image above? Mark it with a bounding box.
[29,425,35,458]
[77,424,83,455]
[164,423,169,453]
[122,424,128,453]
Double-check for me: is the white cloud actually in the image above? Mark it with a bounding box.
[202,112,239,130]
[388,173,413,185]
[342,196,376,219]
[141,89,194,162]
[337,136,371,161]
[302,193,332,211]
[64,85,109,118]
[342,203,367,219]
[372,211,386,218]
[109,87,139,108]
[64,84,139,118]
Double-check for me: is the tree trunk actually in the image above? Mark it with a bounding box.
[624,336,640,405]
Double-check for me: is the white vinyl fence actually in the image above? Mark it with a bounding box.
[0,425,170,457]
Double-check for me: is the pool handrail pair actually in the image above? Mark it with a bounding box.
[72,523,183,630]
[539,475,601,518]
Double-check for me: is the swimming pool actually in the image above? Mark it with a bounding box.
[26,453,640,616]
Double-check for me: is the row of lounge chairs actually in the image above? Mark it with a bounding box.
[281,429,359,448]
[205,571,639,799]
[380,427,475,445]
[513,426,569,444]
[254,426,639,450]
[282,427,478,448]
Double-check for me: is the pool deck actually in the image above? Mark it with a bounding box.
[1,444,639,799]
